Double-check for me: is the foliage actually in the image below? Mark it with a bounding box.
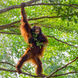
[0,0,78,78]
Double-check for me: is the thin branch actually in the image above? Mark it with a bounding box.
[48,36,78,48]
[0,0,78,13]
[0,32,20,35]
[0,62,15,67]
[51,71,78,77]
[0,23,38,30]
[0,67,78,78]
[0,3,78,14]
[0,11,77,28]
[29,16,62,20]
[47,57,78,78]
[0,67,17,72]
[0,0,40,14]
[0,21,20,27]
[0,61,31,74]
[0,20,20,30]
[0,25,17,30]
[0,21,40,30]
[0,61,45,77]
[0,67,41,77]
[0,62,78,77]
[0,32,78,48]
[0,16,62,28]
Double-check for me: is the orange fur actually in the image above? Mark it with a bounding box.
[16,3,48,75]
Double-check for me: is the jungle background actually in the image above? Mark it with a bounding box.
[0,0,78,78]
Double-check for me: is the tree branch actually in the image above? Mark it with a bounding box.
[47,57,78,78]
[48,36,78,48]
[0,21,20,28]
[0,61,32,74]
[0,16,62,28]
[0,67,78,77]
[0,59,78,78]
[0,62,15,67]
[0,23,38,30]
[0,32,78,48]
[0,25,18,30]
[0,67,41,77]
[0,11,77,28]
[51,71,78,77]
[0,32,20,35]
[0,3,78,14]
[0,0,40,14]
[0,15,62,29]
[0,61,45,77]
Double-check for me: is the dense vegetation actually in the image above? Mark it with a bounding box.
[0,0,78,78]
